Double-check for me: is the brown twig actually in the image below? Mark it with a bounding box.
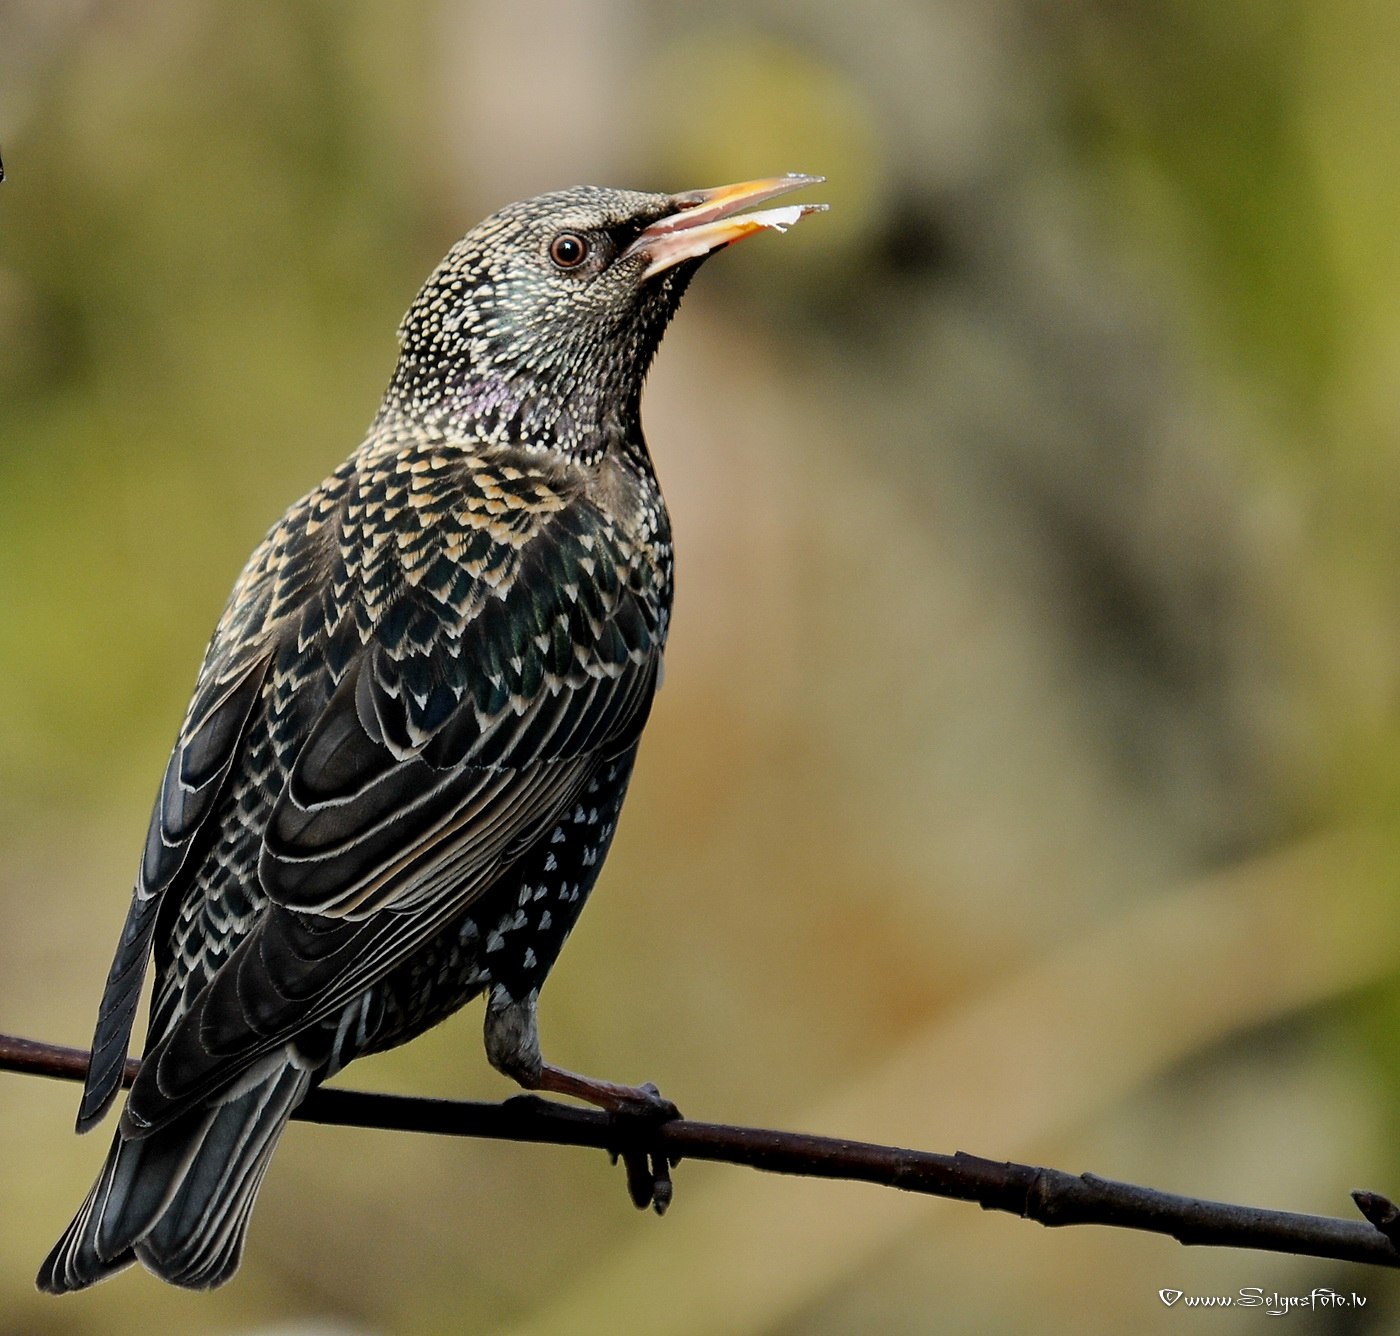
[5,1029,1399,1269]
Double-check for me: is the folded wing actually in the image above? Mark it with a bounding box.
[120,480,664,1135]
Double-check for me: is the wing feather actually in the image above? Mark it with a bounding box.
[77,656,272,1132]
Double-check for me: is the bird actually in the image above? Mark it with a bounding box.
[36,175,824,1293]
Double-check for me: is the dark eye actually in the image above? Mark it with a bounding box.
[549,232,589,269]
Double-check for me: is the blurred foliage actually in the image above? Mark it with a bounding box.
[1067,2,1340,417]
[5,1,1400,1333]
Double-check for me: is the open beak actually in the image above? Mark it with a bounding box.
[623,174,827,280]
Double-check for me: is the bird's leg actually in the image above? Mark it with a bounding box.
[483,985,679,1117]
[531,1066,679,1119]
[485,985,679,1212]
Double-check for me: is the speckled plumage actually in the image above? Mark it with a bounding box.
[38,177,823,1294]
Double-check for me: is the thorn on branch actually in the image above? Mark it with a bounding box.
[1353,1190,1400,1246]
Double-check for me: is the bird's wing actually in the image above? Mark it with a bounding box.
[75,469,349,1133]
[259,487,661,920]
[77,653,273,1132]
[122,459,665,1134]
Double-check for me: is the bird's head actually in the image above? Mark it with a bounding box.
[381,176,826,460]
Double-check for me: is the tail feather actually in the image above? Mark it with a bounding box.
[35,1137,139,1292]
[38,1054,310,1294]
[95,1106,214,1259]
[138,1061,310,1288]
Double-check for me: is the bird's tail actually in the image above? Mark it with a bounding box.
[37,1055,310,1293]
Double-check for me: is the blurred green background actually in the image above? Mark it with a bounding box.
[6,1,1400,1332]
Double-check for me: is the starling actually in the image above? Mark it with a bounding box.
[36,175,824,1292]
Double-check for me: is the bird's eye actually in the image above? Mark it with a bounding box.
[548,232,589,270]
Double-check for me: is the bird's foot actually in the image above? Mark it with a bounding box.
[607,1082,680,1214]
[534,1066,681,1214]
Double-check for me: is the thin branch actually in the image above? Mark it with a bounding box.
[6,1029,1399,1269]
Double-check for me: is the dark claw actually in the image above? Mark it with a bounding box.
[623,1148,654,1209]
[621,1148,673,1214]
[650,1157,674,1215]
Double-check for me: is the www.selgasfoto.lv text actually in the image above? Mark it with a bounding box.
[1158,1286,1365,1315]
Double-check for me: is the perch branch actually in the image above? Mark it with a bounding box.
[5,1029,1398,1269]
